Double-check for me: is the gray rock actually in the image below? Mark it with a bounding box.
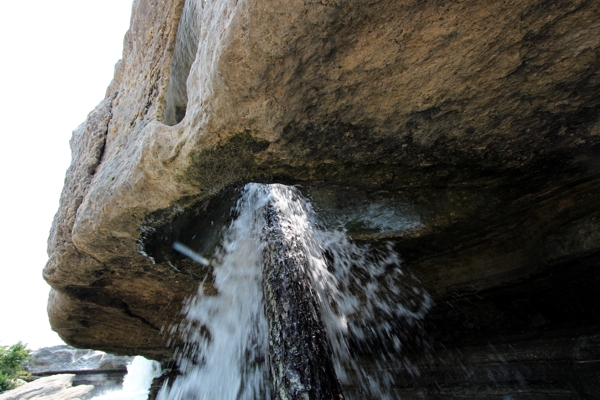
[27,346,131,376]
[0,375,93,400]
[23,346,133,398]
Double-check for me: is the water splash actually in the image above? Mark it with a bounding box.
[160,183,432,399]
[158,185,271,400]
[93,356,162,400]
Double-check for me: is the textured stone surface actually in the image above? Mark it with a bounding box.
[24,346,132,398]
[0,375,93,400]
[45,2,600,395]
[27,345,131,375]
[263,201,343,399]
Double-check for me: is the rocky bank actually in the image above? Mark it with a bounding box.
[0,375,94,400]
[0,346,132,400]
[45,0,600,397]
[26,346,131,392]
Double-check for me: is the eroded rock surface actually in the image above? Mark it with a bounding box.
[23,346,132,398]
[46,0,600,396]
[27,345,131,376]
[0,375,93,400]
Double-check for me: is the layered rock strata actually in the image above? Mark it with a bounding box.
[46,0,600,396]
[26,346,132,395]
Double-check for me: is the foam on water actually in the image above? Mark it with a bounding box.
[160,183,432,399]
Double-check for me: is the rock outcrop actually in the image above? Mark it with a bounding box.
[27,346,131,376]
[45,0,600,396]
[23,346,132,398]
[0,375,93,400]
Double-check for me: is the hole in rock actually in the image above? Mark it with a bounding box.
[137,186,239,274]
[137,181,600,398]
[145,183,432,399]
[163,0,201,126]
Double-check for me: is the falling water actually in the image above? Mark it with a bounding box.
[93,356,162,400]
[158,185,271,400]
[159,183,432,399]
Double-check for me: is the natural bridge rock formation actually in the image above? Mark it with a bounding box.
[46,0,600,396]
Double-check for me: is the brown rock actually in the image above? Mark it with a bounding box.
[45,0,600,395]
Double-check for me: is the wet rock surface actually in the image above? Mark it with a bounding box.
[263,202,344,399]
[45,0,600,396]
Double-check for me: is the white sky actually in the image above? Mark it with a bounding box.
[0,1,133,350]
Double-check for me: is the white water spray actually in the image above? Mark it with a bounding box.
[93,356,162,400]
[158,185,271,400]
[160,183,432,399]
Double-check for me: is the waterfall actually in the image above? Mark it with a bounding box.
[158,184,271,400]
[159,183,432,399]
[93,356,162,400]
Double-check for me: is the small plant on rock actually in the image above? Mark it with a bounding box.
[0,342,31,392]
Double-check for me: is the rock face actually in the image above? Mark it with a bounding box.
[25,346,132,397]
[263,199,343,399]
[27,346,131,376]
[46,0,600,396]
[0,375,93,400]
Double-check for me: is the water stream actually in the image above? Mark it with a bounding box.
[159,183,432,399]
[93,356,162,400]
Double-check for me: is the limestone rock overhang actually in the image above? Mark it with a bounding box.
[44,0,600,380]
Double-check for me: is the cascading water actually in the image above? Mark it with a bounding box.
[158,185,271,400]
[93,356,162,400]
[159,183,432,399]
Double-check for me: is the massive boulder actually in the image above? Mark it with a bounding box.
[45,0,600,396]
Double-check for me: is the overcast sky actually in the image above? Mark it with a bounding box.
[0,1,133,349]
